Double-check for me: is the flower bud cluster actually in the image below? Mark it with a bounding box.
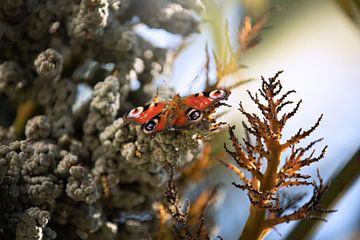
[0,0,201,238]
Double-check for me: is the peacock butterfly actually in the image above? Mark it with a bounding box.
[125,89,231,135]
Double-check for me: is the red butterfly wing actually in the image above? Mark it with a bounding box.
[174,89,231,128]
[183,95,213,110]
[126,101,167,124]
[182,89,230,110]
[142,113,167,134]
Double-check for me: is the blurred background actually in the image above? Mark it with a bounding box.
[165,0,360,239]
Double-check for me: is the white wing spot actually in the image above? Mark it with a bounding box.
[128,106,144,118]
[209,90,226,99]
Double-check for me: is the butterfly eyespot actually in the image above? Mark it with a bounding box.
[187,108,203,122]
[127,107,144,118]
[209,90,227,99]
[142,118,159,134]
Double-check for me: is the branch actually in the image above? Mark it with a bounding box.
[286,146,360,239]
[282,114,323,149]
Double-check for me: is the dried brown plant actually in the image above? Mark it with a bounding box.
[220,71,335,239]
[162,169,219,240]
[202,0,267,88]
[212,15,266,87]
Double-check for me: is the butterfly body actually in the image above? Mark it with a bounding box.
[125,89,230,134]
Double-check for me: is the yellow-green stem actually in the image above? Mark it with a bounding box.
[262,141,282,191]
[239,140,282,240]
[239,205,266,240]
[13,99,37,137]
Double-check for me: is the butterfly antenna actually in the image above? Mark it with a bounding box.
[178,73,201,95]
[152,88,161,103]
[205,42,211,91]
[179,42,213,95]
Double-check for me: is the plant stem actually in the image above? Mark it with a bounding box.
[13,99,37,137]
[239,206,266,240]
[239,140,283,240]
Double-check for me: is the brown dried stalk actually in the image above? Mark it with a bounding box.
[206,9,267,85]
[238,15,267,52]
[163,168,218,240]
[220,71,334,240]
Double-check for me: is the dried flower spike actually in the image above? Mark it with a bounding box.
[220,71,334,239]
[163,168,218,240]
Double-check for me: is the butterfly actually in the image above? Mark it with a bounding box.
[125,89,231,134]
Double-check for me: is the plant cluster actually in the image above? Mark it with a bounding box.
[0,0,205,239]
